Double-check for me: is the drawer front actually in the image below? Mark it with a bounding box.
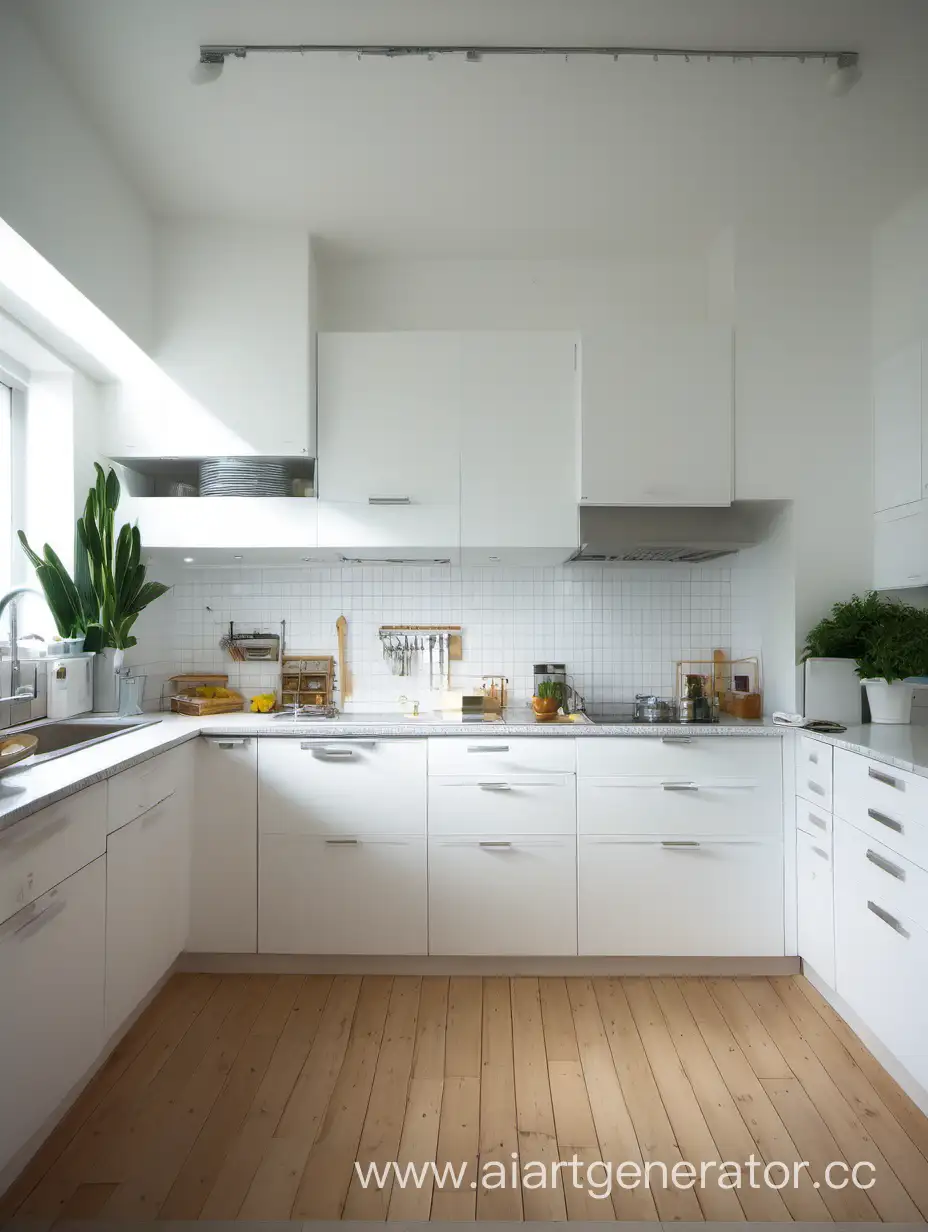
[834,815,928,935]
[579,778,780,838]
[0,782,106,925]
[833,748,928,871]
[577,736,782,782]
[259,833,427,955]
[428,737,576,776]
[259,738,426,836]
[107,747,186,835]
[796,734,833,809]
[796,798,832,841]
[428,836,577,955]
[578,837,784,956]
[428,776,576,837]
[796,828,835,986]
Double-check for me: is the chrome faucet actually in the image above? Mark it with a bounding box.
[0,588,41,705]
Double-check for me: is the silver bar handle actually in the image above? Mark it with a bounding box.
[141,792,176,824]
[812,845,830,861]
[305,745,355,756]
[368,496,411,505]
[661,737,692,744]
[867,900,909,938]
[808,812,827,830]
[478,782,511,791]
[806,780,825,796]
[661,782,699,791]
[868,807,903,833]
[479,841,513,849]
[325,838,359,845]
[214,739,247,748]
[1,810,72,848]
[868,766,900,788]
[808,751,819,764]
[468,745,509,753]
[866,849,905,880]
[14,897,67,938]
[662,841,701,848]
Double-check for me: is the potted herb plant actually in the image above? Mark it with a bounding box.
[532,679,562,722]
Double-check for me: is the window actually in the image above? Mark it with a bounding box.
[0,381,12,595]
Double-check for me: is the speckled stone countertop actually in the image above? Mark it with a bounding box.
[803,723,928,780]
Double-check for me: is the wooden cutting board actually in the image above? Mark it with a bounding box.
[336,615,350,703]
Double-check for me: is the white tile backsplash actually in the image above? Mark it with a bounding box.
[164,564,734,711]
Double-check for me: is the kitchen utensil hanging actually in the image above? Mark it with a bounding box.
[378,625,461,685]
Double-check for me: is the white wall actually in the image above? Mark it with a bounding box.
[873,188,928,362]
[0,3,153,349]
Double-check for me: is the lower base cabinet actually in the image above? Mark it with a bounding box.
[796,827,835,985]
[0,856,105,1176]
[259,833,427,954]
[105,794,190,1036]
[428,836,577,956]
[578,837,784,956]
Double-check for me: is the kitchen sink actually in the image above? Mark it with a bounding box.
[2,717,161,769]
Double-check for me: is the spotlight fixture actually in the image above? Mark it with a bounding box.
[190,51,225,85]
[183,556,195,563]
[827,52,862,96]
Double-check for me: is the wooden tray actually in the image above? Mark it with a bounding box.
[0,732,38,773]
[171,694,244,716]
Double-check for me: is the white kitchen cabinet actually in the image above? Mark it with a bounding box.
[105,788,190,1036]
[459,332,578,559]
[189,737,257,954]
[578,837,783,956]
[317,331,461,507]
[260,833,427,955]
[579,325,733,506]
[429,736,576,775]
[579,777,780,839]
[873,502,928,590]
[873,343,923,513]
[796,827,835,986]
[428,835,577,956]
[429,776,576,837]
[795,734,833,811]
[119,496,319,557]
[0,856,105,1176]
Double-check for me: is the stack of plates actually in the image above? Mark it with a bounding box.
[199,458,292,497]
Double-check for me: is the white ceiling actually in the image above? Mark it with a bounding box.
[20,0,928,257]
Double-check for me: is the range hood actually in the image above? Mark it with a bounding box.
[571,502,781,564]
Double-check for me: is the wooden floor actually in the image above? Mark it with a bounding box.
[3,974,928,1222]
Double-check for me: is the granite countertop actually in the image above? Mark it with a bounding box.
[803,723,928,780]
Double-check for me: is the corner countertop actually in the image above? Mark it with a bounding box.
[0,709,781,831]
[802,723,928,780]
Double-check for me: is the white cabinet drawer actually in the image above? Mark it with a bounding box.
[428,836,577,955]
[428,775,576,837]
[578,837,783,956]
[578,735,781,782]
[0,855,105,1176]
[797,827,835,986]
[428,737,576,776]
[0,782,106,925]
[834,815,928,935]
[796,734,833,809]
[579,778,780,837]
[258,738,426,836]
[796,798,832,841]
[833,749,928,871]
[259,833,427,955]
[107,747,186,835]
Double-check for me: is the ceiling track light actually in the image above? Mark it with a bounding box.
[191,43,861,92]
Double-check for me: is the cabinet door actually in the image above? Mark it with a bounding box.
[580,325,733,506]
[317,332,461,505]
[190,737,257,954]
[796,828,835,987]
[259,833,427,955]
[578,837,783,956]
[105,795,187,1035]
[873,505,928,590]
[0,856,105,1176]
[460,333,578,553]
[873,344,922,513]
[428,836,577,956]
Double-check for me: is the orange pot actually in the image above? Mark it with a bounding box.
[532,696,560,721]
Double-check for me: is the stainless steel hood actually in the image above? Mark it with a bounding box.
[571,502,782,564]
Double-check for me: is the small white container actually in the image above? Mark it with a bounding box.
[862,678,915,724]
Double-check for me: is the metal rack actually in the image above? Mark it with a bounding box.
[378,624,462,685]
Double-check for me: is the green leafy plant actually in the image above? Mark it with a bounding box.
[20,464,169,654]
[801,591,891,662]
[802,591,928,682]
[536,679,563,704]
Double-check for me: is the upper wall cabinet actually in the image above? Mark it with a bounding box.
[873,342,924,513]
[579,325,733,506]
[103,223,316,459]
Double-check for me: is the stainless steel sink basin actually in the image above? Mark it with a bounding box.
[2,717,161,769]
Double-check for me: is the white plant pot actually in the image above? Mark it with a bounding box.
[862,678,915,724]
[93,647,125,713]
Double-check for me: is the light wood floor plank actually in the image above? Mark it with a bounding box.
[198,974,332,1219]
[343,976,421,1219]
[771,973,928,1218]
[476,976,522,1221]
[431,975,483,1220]
[593,976,703,1222]
[739,975,922,1222]
[548,1058,615,1220]
[291,974,394,1218]
[539,976,580,1063]
[566,977,659,1222]
[678,976,832,1221]
[623,977,745,1221]
[445,976,483,1079]
[705,975,794,1080]
[411,976,450,1080]
[511,976,567,1220]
